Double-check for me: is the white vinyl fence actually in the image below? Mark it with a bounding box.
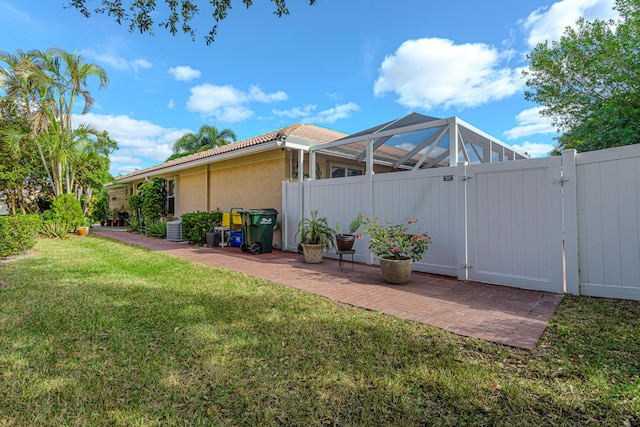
[282,145,640,300]
[567,146,640,300]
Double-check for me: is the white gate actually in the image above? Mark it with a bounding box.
[573,145,640,300]
[461,158,565,293]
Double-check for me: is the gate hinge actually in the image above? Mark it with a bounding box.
[552,177,568,186]
[460,262,473,269]
[461,175,473,182]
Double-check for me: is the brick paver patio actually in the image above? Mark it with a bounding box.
[91,228,564,349]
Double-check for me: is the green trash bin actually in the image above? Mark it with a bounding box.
[239,208,278,254]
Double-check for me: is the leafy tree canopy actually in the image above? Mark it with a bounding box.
[0,48,117,213]
[65,0,317,45]
[523,0,640,153]
[167,124,237,161]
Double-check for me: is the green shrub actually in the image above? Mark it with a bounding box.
[181,211,223,245]
[90,190,109,224]
[127,216,143,233]
[0,214,42,257]
[39,220,71,239]
[128,193,143,221]
[137,178,167,222]
[51,194,84,230]
[145,219,167,239]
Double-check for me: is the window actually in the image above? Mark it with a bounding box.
[167,179,175,216]
[331,165,363,178]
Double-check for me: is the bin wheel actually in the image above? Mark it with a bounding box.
[240,243,249,253]
[249,243,262,255]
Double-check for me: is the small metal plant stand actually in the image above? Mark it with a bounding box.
[337,249,356,271]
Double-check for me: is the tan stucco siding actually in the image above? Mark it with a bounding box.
[208,151,285,249]
[177,167,208,214]
[208,151,285,213]
[108,187,130,212]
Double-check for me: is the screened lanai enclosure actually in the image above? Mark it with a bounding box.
[309,112,528,175]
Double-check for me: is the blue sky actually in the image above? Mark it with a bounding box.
[0,0,618,176]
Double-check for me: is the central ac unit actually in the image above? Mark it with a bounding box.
[166,220,183,242]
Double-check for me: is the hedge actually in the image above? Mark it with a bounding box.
[0,214,42,257]
[181,211,223,245]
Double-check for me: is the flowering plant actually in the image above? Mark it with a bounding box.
[359,215,431,261]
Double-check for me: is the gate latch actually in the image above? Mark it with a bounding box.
[552,177,568,186]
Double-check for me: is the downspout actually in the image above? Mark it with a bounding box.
[206,165,210,212]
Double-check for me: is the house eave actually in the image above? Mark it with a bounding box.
[113,140,317,185]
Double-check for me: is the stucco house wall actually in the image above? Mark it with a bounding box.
[209,150,284,213]
[108,186,130,213]
[177,166,208,214]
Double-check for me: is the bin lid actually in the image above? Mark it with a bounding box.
[248,208,278,214]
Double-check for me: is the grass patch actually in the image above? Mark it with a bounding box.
[0,236,638,426]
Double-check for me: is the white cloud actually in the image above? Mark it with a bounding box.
[186,83,288,123]
[374,38,524,110]
[168,65,201,81]
[307,102,360,124]
[511,141,555,158]
[187,84,245,113]
[218,106,254,123]
[131,59,152,71]
[521,0,617,48]
[272,102,359,124]
[248,85,287,103]
[504,107,557,139]
[167,99,176,109]
[72,113,191,174]
[81,49,152,73]
[273,105,317,119]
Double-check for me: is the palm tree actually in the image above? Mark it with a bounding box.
[0,48,113,199]
[34,48,109,131]
[171,124,237,156]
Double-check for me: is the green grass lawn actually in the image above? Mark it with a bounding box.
[0,236,638,426]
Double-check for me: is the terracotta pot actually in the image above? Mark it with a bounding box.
[379,257,413,284]
[336,234,355,251]
[301,243,325,263]
[76,227,88,236]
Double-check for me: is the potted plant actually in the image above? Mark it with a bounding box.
[335,215,362,251]
[108,208,119,227]
[296,210,336,263]
[117,210,129,227]
[360,216,431,284]
[76,217,92,236]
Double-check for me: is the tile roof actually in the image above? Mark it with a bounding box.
[114,123,346,182]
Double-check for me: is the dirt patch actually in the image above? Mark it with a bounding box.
[0,250,38,267]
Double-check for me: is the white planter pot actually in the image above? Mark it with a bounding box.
[301,243,325,263]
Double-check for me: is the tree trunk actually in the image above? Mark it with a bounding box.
[36,140,56,197]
